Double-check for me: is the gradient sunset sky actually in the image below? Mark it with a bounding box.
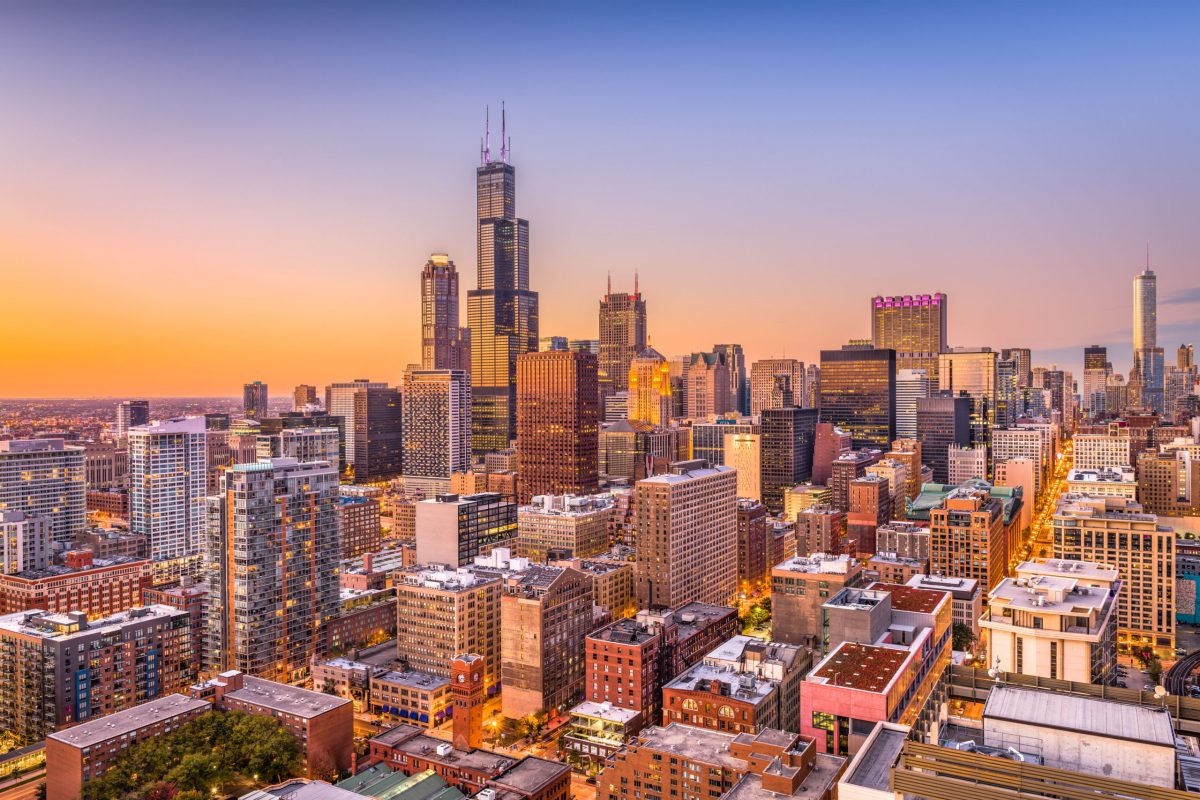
[3,1,1199,397]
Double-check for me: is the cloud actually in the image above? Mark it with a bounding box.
[1162,287,1200,305]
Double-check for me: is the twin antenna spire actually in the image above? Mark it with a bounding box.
[480,103,511,166]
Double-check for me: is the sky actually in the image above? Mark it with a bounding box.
[2,1,1199,397]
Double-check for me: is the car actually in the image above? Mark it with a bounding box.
[1116,680,1127,688]
[1144,684,1155,691]
[585,777,598,785]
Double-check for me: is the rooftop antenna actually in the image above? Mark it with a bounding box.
[500,102,508,163]
[607,271,612,296]
[634,271,639,296]
[484,106,491,164]
[1146,241,1150,270]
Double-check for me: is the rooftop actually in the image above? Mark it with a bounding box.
[129,416,206,435]
[370,725,517,774]
[591,616,659,646]
[905,574,979,599]
[570,700,640,724]
[47,694,209,747]
[4,554,148,581]
[0,604,182,640]
[867,582,946,614]
[809,642,910,693]
[226,674,350,718]
[638,464,734,485]
[983,686,1174,747]
[1067,467,1137,484]
[666,663,776,705]
[842,724,908,792]
[488,757,571,794]
[773,553,856,575]
[375,669,449,692]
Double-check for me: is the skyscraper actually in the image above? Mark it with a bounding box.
[1179,343,1195,370]
[128,417,207,580]
[598,278,647,402]
[938,347,999,452]
[242,381,268,419]
[749,358,807,417]
[0,440,85,546]
[714,344,748,415]
[818,345,896,448]
[915,395,970,483]
[760,407,818,513]
[515,350,600,503]
[1082,345,1110,416]
[685,351,731,421]
[115,400,150,442]
[1002,347,1033,388]
[324,380,403,482]
[627,347,672,425]
[421,253,470,372]
[402,369,472,494]
[1133,266,1165,413]
[292,384,318,410]
[894,368,932,439]
[870,293,947,379]
[205,458,340,683]
[468,107,539,454]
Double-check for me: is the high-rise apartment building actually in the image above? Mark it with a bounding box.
[929,483,1007,591]
[685,351,731,421]
[128,418,207,579]
[0,511,51,574]
[915,395,970,483]
[634,461,737,609]
[894,368,932,439]
[293,384,318,410]
[1054,495,1175,657]
[598,280,647,402]
[402,369,471,494]
[243,381,268,419]
[1133,266,1165,413]
[759,407,818,512]
[421,253,470,372]
[0,439,85,546]
[468,114,539,454]
[115,400,150,442]
[818,345,896,448]
[500,565,593,718]
[205,458,340,683]
[750,359,807,417]
[627,347,672,425]
[0,605,191,745]
[713,344,748,415]
[515,350,600,503]
[871,293,948,379]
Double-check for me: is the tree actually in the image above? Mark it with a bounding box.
[951,623,976,653]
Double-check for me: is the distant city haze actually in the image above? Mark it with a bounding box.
[3,2,1199,396]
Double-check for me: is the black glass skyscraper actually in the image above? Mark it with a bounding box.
[468,108,539,454]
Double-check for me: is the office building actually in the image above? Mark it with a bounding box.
[871,293,947,379]
[938,348,1000,451]
[692,418,758,466]
[0,439,86,546]
[500,564,593,718]
[243,381,268,419]
[516,350,600,503]
[205,458,339,683]
[914,395,969,483]
[415,491,517,566]
[1138,449,1200,516]
[325,379,384,465]
[723,432,762,501]
[0,551,151,619]
[993,458,1035,529]
[771,553,863,651]
[634,461,737,609]
[795,506,847,557]
[1082,345,1110,415]
[339,494,381,559]
[293,384,318,410]
[759,407,818,513]
[324,380,403,481]
[865,459,910,520]
[904,573,981,641]
[875,521,929,563]
[0,605,192,745]
[1074,429,1132,471]
[686,351,732,421]
[517,493,612,560]
[256,426,340,470]
[627,347,672,425]
[714,344,748,415]
[829,450,882,512]
[421,253,470,372]
[847,475,891,555]
[991,427,1047,494]
[811,423,852,486]
[1053,494,1175,657]
[83,440,128,490]
[818,345,896,448]
[115,400,150,443]
[1066,466,1137,499]
[946,444,986,483]
[662,636,810,735]
[393,565,502,692]
[128,418,207,580]
[750,359,807,417]
[893,368,932,439]
[468,119,539,455]
[982,559,1119,683]
[734,499,769,592]
[598,279,647,401]
[402,369,472,494]
[596,724,844,800]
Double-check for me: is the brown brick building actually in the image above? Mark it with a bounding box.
[515,350,600,504]
[0,552,151,619]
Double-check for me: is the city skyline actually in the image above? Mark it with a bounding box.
[4,2,1200,396]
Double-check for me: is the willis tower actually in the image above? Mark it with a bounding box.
[468,105,539,453]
